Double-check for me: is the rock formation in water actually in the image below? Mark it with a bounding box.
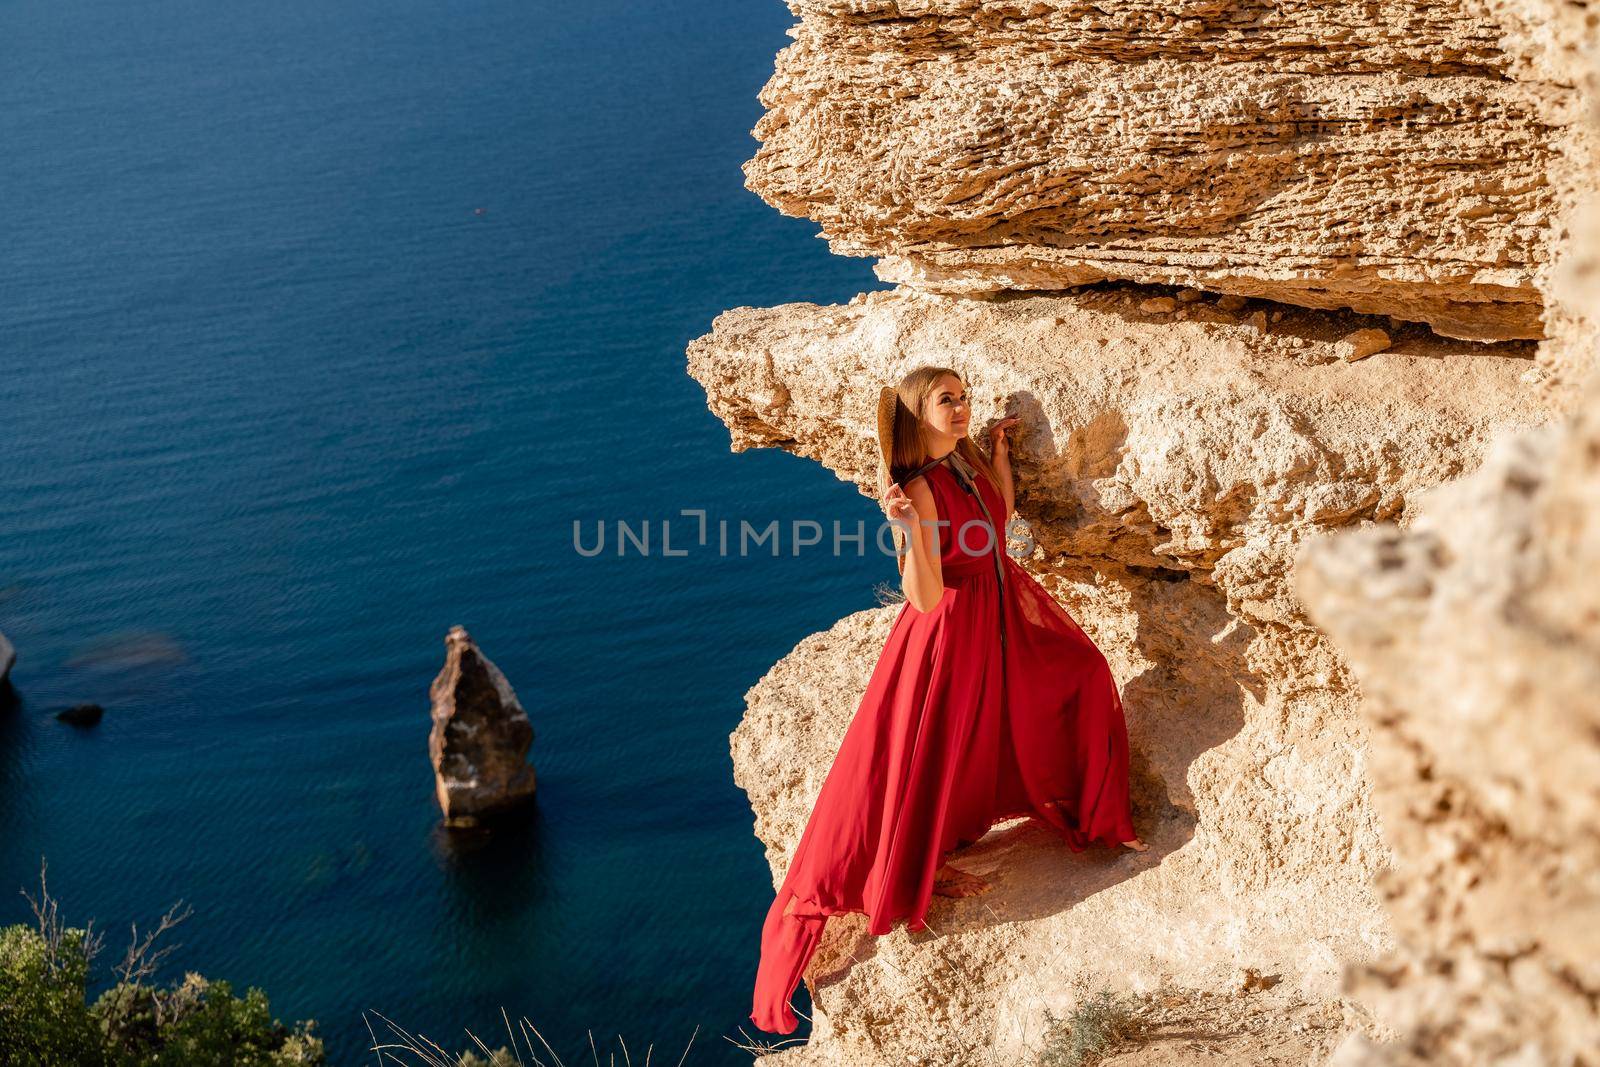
[0,630,13,685]
[692,0,1597,1063]
[427,626,537,826]
[55,703,104,727]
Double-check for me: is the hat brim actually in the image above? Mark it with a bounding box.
[875,386,900,490]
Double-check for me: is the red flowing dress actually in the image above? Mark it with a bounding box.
[749,454,1137,1034]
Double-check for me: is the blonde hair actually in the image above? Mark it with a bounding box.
[882,365,1000,573]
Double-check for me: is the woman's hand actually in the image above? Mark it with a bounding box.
[882,483,919,528]
[989,415,1021,458]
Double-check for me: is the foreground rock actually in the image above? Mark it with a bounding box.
[428,626,537,826]
[741,0,1582,340]
[1297,372,1600,1065]
[695,286,1549,1064]
[1290,8,1600,1056]
[0,630,12,685]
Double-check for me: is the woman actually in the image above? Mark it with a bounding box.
[749,365,1146,1035]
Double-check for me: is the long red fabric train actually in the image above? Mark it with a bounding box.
[749,452,1137,1034]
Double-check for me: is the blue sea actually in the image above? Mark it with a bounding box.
[0,1,890,1061]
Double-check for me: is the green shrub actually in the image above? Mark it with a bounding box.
[93,973,323,1067]
[0,861,324,1067]
[0,922,101,1065]
[1036,989,1137,1067]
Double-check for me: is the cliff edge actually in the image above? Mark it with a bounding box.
[691,1,1598,1062]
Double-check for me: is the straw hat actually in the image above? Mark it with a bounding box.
[875,385,902,494]
[876,385,909,570]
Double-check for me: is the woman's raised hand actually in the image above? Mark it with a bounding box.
[881,483,919,528]
[989,415,1021,457]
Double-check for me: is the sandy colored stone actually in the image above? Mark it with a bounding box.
[692,286,1550,1065]
[1297,382,1600,1065]
[1290,4,1600,1061]
[705,1,1597,1062]
[1096,988,1376,1067]
[742,0,1581,340]
[1337,329,1393,362]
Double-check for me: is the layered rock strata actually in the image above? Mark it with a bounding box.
[698,0,1596,1061]
[691,286,1549,1064]
[743,0,1585,341]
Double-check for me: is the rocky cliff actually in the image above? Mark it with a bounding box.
[1292,1,1600,1059]
[691,1,1596,1063]
[742,0,1585,343]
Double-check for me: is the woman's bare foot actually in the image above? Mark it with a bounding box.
[932,862,991,897]
[1041,799,1149,852]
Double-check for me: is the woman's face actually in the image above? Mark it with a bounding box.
[920,374,971,441]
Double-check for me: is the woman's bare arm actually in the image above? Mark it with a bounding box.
[991,451,1015,520]
[988,417,1020,520]
[900,476,945,612]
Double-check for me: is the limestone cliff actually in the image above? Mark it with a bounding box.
[1290,2,1600,1059]
[692,0,1596,1063]
[742,0,1587,342]
[1296,373,1600,1066]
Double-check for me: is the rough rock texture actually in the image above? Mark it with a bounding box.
[1096,987,1359,1067]
[0,630,13,685]
[743,0,1586,341]
[1296,382,1600,1066]
[1289,5,1600,1060]
[427,626,537,826]
[695,286,1550,1064]
[1480,0,1600,405]
[702,0,1596,1061]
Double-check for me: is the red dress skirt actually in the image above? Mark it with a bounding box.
[749,459,1136,1034]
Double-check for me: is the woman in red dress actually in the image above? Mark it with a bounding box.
[749,365,1147,1035]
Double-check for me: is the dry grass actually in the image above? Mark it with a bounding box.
[361,1008,701,1067]
[721,1000,814,1060]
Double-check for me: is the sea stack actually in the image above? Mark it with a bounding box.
[427,626,537,826]
[0,630,13,685]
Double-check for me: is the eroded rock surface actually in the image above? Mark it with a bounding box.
[743,0,1583,340]
[1289,5,1600,1057]
[695,286,1550,1064]
[1296,376,1600,1066]
[705,1,1596,1061]
[427,626,537,826]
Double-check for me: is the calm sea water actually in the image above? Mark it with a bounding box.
[0,0,890,1060]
